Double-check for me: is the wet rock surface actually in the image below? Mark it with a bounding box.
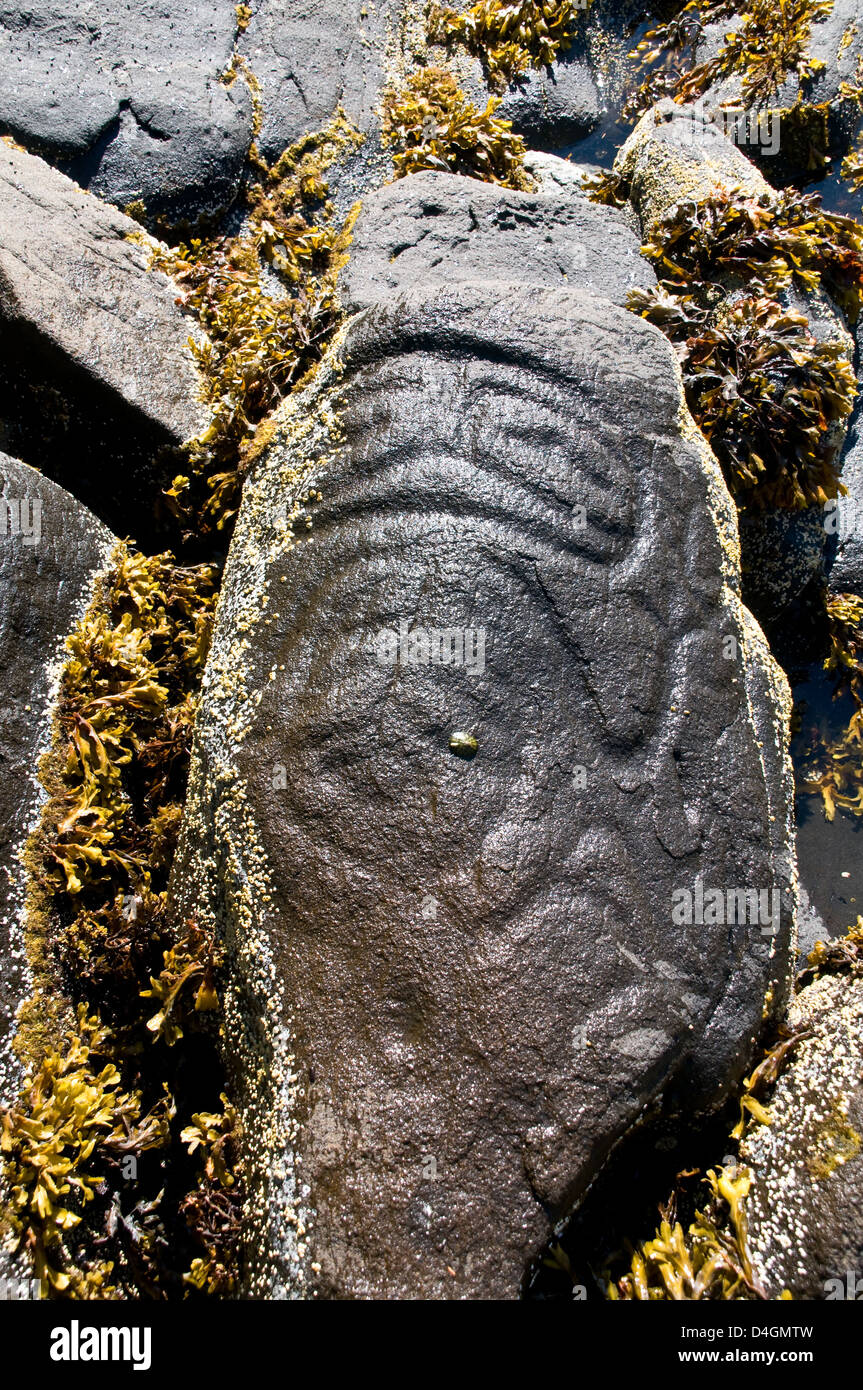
[0,0,253,224]
[0,452,114,1101]
[0,141,205,539]
[341,169,655,310]
[176,280,795,1299]
[743,970,863,1299]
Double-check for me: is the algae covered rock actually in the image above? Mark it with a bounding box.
[743,968,863,1299]
[614,98,774,236]
[0,0,253,224]
[341,169,655,311]
[176,280,796,1299]
[0,452,114,1111]
[0,141,206,539]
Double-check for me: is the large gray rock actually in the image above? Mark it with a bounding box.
[0,141,206,540]
[176,280,796,1299]
[340,169,656,312]
[743,969,863,1299]
[0,452,114,1116]
[0,1,253,224]
[237,0,406,162]
[615,100,776,238]
[829,439,863,597]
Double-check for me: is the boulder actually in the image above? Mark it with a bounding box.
[828,319,863,598]
[176,280,796,1299]
[0,452,114,1114]
[0,1,253,224]
[0,141,206,542]
[614,102,854,624]
[743,968,863,1299]
[829,438,863,598]
[695,0,863,131]
[340,169,656,311]
[495,47,600,149]
[615,100,773,237]
[237,0,405,163]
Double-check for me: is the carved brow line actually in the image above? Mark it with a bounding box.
[347,338,608,412]
[331,432,631,511]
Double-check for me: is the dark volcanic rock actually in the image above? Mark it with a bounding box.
[237,0,404,162]
[341,170,655,311]
[0,452,114,1108]
[177,281,795,1299]
[495,46,600,149]
[0,1,253,224]
[0,141,206,541]
[743,969,863,1299]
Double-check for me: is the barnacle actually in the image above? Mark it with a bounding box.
[381,67,531,189]
[624,0,834,122]
[428,0,593,92]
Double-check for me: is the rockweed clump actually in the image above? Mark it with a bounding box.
[428,0,593,91]
[1,545,242,1297]
[381,67,531,188]
[151,115,362,542]
[624,0,835,121]
[620,187,862,509]
[799,592,863,819]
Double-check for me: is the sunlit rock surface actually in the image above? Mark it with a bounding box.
[176,280,796,1299]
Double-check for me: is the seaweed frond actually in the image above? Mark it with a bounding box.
[381,67,531,189]
[428,0,593,92]
[609,1165,768,1300]
[624,0,835,122]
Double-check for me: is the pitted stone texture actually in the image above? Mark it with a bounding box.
[341,170,656,311]
[177,282,796,1299]
[0,1,253,224]
[0,452,114,1105]
[0,141,205,539]
[743,970,863,1299]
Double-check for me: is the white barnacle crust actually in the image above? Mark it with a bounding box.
[174,330,351,1296]
[742,973,863,1297]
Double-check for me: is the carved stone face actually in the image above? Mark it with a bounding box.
[182,283,794,1298]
